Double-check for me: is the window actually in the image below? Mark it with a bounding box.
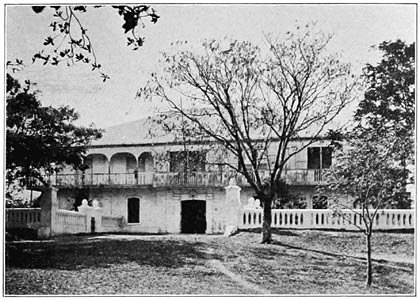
[127,197,140,223]
[307,147,332,169]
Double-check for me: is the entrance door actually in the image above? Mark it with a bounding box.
[181,200,206,233]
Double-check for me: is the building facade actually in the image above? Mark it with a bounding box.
[38,119,336,234]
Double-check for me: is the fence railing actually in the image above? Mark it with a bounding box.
[153,171,226,187]
[282,169,324,184]
[55,210,87,234]
[239,209,414,230]
[6,208,42,229]
[56,210,87,227]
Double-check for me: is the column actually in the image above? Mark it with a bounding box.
[37,187,58,239]
[224,179,242,236]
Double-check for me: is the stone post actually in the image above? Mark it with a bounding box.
[302,209,313,229]
[306,194,313,209]
[78,199,89,233]
[91,199,102,233]
[224,178,242,236]
[37,187,58,239]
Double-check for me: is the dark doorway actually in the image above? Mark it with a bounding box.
[127,197,140,223]
[181,200,206,233]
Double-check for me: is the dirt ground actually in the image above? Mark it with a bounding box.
[5,229,414,295]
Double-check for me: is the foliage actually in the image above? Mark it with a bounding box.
[271,180,306,209]
[323,131,407,212]
[321,129,408,286]
[140,24,356,242]
[323,39,415,212]
[6,73,102,193]
[321,39,415,285]
[31,5,159,81]
[355,40,415,171]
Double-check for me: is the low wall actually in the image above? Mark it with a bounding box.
[6,208,41,230]
[239,209,414,231]
[55,210,87,234]
[6,187,415,238]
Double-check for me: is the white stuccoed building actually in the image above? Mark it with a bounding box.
[31,117,339,235]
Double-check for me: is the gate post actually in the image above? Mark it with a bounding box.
[224,178,242,236]
[37,186,58,239]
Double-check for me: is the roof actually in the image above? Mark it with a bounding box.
[90,118,173,146]
[90,117,330,148]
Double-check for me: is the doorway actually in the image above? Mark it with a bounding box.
[181,200,206,233]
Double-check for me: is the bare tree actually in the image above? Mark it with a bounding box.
[140,25,356,243]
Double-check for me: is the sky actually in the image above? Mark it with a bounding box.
[5,4,416,129]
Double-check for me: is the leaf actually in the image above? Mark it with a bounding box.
[32,6,46,13]
[73,6,86,12]
[91,63,101,71]
[43,36,54,46]
[100,73,110,82]
[122,11,138,33]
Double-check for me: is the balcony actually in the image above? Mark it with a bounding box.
[40,168,325,188]
[282,169,324,185]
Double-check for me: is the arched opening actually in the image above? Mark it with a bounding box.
[181,200,206,234]
[138,152,154,172]
[127,197,140,223]
[110,153,137,184]
[84,154,109,185]
[138,152,154,184]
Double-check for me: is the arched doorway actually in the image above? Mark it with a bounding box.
[181,200,206,233]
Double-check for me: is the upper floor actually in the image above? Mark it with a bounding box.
[42,138,333,188]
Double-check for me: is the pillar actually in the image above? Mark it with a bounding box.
[306,194,313,209]
[224,179,242,236]
[37,187,58,239]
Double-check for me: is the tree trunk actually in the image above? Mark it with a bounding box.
[261,199,272,244]
[366,233,373,287]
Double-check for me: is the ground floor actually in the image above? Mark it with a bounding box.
[56,186,256,234]
[53,185,351,234]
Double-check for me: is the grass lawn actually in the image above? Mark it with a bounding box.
[5,229,414,295]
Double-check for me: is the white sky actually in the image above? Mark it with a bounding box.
[5,4,416,129]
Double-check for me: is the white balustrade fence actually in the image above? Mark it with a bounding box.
[239,209,414,231]
[6,185,414,239]
[6,208,41,229]
[55,210,88,234]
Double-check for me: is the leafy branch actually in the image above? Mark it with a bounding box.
[31,5,159,81]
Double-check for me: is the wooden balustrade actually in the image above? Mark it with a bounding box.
[43,169,326,188]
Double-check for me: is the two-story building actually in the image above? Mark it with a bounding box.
[39,118,335,234]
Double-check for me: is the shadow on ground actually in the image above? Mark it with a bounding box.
[270,240,413,272]
[6,236,220,271]
[239,228,299,237]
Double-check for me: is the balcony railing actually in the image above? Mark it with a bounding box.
[40,168,326,188]
[282,169,324,185]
